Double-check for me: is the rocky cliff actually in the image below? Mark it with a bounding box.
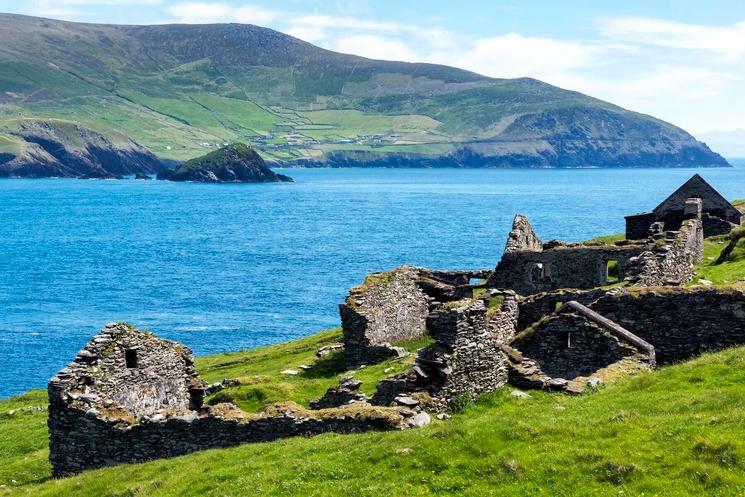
[0,121,163,179]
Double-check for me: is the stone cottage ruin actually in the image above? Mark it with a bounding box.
[48,324,422,476]
[49,175,745,476]
[336,175,742,398]
[625,173,741,238]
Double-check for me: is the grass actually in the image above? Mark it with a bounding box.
[4,342,745,495]
[692,235,745,285]
[199,328,429,412]
[586,233,625,245]
[5,230,745,495]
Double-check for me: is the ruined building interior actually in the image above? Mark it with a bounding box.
[49,175,745,475]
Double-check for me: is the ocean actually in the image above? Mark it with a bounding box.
[2,163,745,398]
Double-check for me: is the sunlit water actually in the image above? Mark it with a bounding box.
[2,162,745,398]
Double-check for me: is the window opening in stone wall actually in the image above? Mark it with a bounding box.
[558,330,571,348]
[125,349,138,369]
[606,259,620,283]
[531,263,553,283]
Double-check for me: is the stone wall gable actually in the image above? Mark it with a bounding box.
[48,324,422,476]
[653,174,739,222]
[504,214,542,253]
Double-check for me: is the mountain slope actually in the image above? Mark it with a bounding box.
[0,13,728,169]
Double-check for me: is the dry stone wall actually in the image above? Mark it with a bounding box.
[48,324,420,476]
[490,244,646,296]
[517,286,745,366]
[588,287,745,365]
[340,267,430,368]
[625,200,703,287]
[491,200,702,296]
[49,400,414,476]
[371,291,519,411]
[511,309,644,380]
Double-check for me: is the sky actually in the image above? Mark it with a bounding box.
[3,0,745,139]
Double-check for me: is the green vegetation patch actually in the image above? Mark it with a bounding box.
[586,233,625,245]
[6,343,745,495]
[198,329,426,411]
[692,236,745,286]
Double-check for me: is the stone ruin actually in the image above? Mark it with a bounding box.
[339,266,488,368]
[48,174,745,476]
[487,197,704,295]
[48,324,424,476]
[507,300,656,393]
[336,175,739,399]
[625,173,741,238]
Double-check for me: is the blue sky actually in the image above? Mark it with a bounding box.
[3,0,745,141]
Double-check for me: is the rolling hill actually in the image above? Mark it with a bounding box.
[0,13,729,171]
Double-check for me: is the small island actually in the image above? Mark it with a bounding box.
[158,143,293,183]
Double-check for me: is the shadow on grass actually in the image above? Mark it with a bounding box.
[301,351,346,379]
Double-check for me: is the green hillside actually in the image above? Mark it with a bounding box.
[0,14,727,168]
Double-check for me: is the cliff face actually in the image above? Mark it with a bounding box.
[159,143,293,183]
[0,122,164,178]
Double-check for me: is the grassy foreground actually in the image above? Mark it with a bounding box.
[3,330,745,496]
[3,237,745,496]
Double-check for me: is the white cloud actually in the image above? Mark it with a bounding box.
[57,0,163,4]
[328,34,420,61]
[451,33,599,81]
[165,2,280,25]
[600,17,745,61]
[288,15,403,33]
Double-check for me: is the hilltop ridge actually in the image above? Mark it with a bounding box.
[0,13,728,170]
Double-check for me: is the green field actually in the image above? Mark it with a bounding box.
[3,331,745,496]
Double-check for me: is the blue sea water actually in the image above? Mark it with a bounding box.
[2,163,745,398]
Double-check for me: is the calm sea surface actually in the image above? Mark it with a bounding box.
[2,163,745,398]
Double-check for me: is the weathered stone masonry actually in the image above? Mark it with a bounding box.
[49,175,744,475]
[340,267,430,368]
[339,266,486,368]
[509,301,655,389]
[48,324,418,476]
[371,290,519,411]
[626,173,741,239]
[513,286,745,369]
[488,199,703,296]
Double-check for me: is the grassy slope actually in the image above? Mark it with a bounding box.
[3,340,745,496]
[4,235,745,495]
